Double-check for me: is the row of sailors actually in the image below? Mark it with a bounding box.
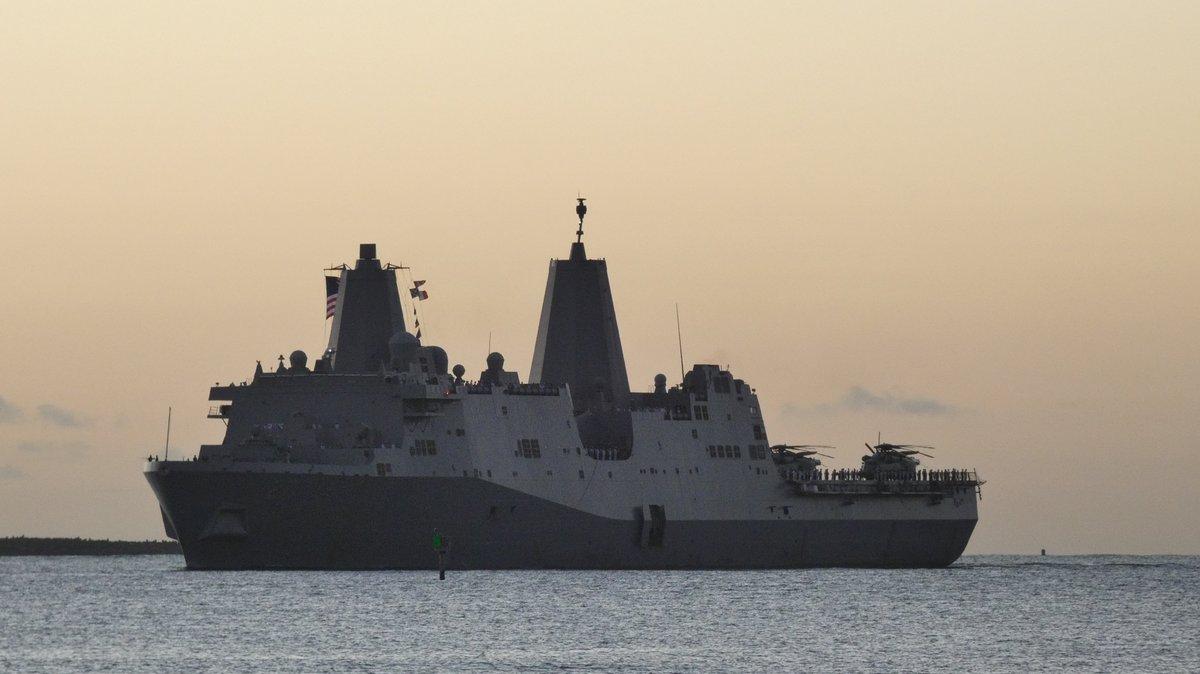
[464,382,562,396]
[784,468,975,483]
[146,454,209,462]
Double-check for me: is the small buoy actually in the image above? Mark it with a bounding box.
[1041,548,1046,556]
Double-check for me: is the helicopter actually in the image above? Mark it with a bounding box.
[770,445,835,473]
[859,442,934,480]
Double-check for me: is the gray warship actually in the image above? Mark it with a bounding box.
[144,203,982,569]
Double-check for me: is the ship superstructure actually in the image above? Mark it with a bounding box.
[144,205,981,569]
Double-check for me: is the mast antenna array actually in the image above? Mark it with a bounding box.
[575,197,587,243]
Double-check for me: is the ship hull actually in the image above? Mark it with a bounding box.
[146,469,976,570]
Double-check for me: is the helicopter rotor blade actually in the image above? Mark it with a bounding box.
[876,443,935,452]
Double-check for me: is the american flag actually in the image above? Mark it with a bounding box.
[325,276,339,319]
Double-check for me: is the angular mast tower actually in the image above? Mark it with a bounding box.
[326,244,407,373]
[529,199,631,411]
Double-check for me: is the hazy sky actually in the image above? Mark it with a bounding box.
[2,2,1197,554]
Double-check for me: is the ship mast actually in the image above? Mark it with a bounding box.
[576,197,587,243]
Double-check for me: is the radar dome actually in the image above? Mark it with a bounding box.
[428,346,449,375]
[388,331,420,369]
[289,350,308,371]
[486,352,505,371]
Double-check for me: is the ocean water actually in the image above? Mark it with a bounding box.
[1,556,1196,673]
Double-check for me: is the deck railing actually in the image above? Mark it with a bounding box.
[781,468,983,494]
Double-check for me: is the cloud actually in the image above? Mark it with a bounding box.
[0,464,26,480]
[784,386,959,418]
[36,404,93,429]
[0,396,23,423]
[17,440,90,456]
[842,386,956,416]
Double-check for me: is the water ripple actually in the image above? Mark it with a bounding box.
[1,555,1197,673]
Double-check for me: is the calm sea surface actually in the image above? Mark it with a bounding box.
[2,555,1196,673]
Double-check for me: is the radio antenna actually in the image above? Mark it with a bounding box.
[164,407,172,461]
[675,303,686,384]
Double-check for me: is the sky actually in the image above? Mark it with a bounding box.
[1,1,1197,554]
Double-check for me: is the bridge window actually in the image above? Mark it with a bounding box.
[708,444,747,460]
[410,439,437,456]
[517,438,541,458]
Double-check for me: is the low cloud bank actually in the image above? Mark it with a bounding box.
[36,404,93,429]
[0,396,22,424]
[842,386,956,416]
[782,385,960,418]
[0,464,26,480]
